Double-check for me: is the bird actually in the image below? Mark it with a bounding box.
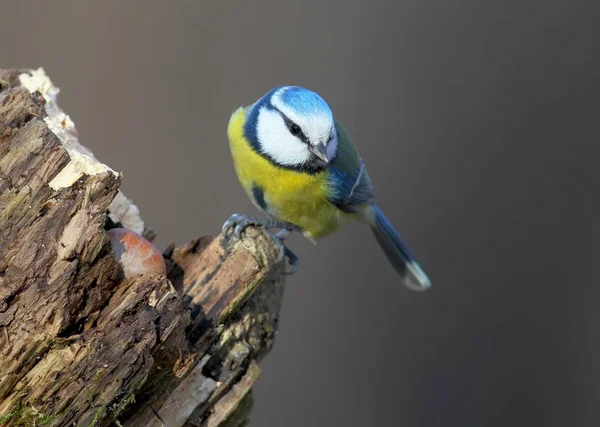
[222,86,431,291]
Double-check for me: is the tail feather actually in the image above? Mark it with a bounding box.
[370,206,431,291]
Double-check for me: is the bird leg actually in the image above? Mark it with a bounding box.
[274,228,291,240]
[221,213,299,274]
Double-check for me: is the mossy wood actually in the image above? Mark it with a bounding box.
[0,68,285,427]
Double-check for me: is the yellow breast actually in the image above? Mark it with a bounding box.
[227,108,349,240]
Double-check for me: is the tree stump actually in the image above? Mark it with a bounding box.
[0,68,285,427]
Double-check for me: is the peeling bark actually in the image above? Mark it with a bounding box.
[0,68,284,427]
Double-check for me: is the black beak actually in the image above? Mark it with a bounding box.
[310,143,329,163]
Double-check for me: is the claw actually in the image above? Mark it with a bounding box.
[267,232,299,275]
[222,213,266,241]
[283,246,299,275]
[233,217,255,238]
[222,213,293,239]
[221,213,300,274]
[222,213,245,236]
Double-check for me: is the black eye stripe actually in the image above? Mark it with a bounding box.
[278,111,310,145]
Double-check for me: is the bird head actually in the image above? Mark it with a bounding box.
[244,86,338,173]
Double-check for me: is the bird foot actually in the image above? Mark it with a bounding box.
[222,213,286,238]
[282,246,299,275]
[221,213,299,275]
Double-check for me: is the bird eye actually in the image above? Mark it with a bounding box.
[289,123,302,136]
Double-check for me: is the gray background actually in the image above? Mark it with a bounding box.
[2,1,599,426]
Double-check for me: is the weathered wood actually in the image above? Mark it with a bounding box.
[124,229,285,427]
[0,68,285,426]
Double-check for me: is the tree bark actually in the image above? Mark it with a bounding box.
[0,68,285,427]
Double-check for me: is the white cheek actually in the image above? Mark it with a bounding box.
[256,108,310,166]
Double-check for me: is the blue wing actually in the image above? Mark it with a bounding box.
[326,120,376,213]
[326,121,431,291]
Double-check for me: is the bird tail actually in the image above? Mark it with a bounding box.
[369,205,431,291]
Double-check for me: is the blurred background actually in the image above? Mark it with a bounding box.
[2,0,599,425]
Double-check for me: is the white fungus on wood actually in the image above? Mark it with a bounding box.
[19,67,118,190]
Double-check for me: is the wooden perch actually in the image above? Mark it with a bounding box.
[0,68,286,427]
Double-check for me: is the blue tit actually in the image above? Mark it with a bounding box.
[223,86,431,291]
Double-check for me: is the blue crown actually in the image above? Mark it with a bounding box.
[276,86,332,117]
